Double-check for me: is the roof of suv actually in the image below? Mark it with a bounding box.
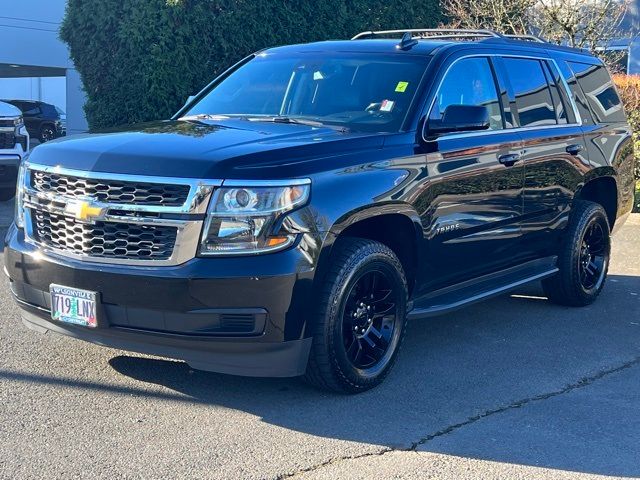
[265,30,597,62]
[3,99,45,105]
[267,39,446,56]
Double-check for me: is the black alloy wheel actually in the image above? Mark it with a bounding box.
[543,200,611,306]
[40,125,55,143]
[578,220,607,291]
[342,269,399,370]
[305,238,408,393]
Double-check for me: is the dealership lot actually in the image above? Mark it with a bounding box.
[0,197,639,479]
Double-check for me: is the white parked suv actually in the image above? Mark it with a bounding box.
[0,101,29,200]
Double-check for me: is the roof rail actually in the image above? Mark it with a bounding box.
[351,28,506,41]
[504,34,546,43]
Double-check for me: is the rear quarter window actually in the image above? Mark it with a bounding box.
[568,62,626,124]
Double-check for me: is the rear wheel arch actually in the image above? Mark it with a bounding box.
[575,175,618,230]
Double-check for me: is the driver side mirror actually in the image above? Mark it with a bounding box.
[426,105,490,137]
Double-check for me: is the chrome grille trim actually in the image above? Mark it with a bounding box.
[31,170,191,206]
[22,162,222,266]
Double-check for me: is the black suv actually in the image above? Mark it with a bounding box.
[2,100,66,143]
[5,29,634,393]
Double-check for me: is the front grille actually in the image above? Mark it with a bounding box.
[0,119,17,128]
[33,210,178,260]
[0,132,15,149]
[22,165,217,266]
[31,170,190,207]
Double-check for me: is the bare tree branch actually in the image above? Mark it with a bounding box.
[441,0,634,67]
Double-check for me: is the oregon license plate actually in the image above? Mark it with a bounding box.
[50,284,98,328]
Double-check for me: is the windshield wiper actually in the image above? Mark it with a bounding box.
[247,116,324,127]
[179,114,231,121]
[247,116,350,132]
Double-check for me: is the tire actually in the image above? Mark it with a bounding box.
[542,200,611,307]
[0,187,15,201]
[40,125,55,143]
[304,238,408,394]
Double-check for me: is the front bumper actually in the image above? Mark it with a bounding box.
[4,225,317,377]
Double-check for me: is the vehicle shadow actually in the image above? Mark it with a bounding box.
[107,274,640,478]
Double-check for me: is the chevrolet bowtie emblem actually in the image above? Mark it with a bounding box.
[65,199,106,223]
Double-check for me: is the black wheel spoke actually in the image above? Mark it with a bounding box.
[578,218,608,291]
[352,343,364,365]
[369,326,383,340]
[369,271,378,296]
[371,289,392,305]
[340,267,400,369]
[372,302,396,317]
[585,260,598,277]
[362,334,376,349]
[346,337,359,357]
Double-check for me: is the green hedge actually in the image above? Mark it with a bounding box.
[61,0,442,129]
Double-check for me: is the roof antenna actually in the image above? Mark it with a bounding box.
[397,32,419,50]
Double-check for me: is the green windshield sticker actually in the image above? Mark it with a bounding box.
[395,81,409,93]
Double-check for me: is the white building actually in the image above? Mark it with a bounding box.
[0,0,87,135]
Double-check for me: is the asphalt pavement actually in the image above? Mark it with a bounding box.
[0,199,639,480]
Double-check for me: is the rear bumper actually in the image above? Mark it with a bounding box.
[5,224,318,377]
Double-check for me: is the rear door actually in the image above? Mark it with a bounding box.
[415,55,525,291]
[560,60,634,221]
[497,56,589,261]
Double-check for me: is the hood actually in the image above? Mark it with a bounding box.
[0,101,21,119]
[27,119,385,179]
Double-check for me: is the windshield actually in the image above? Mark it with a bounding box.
[184,52,428,133]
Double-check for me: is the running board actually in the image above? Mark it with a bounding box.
[408,257,558,319]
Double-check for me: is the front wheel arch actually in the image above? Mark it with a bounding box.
[315,207,422,299]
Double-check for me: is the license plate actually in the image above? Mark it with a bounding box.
[50,284,98,328]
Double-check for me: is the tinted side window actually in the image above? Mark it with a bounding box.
[23,104,40,116]
[430,57,503,130]
[568,62,626,123]
[503,58,557,127]
[542,61,568,124]
[558,61,594,125]
[41,104,58,117]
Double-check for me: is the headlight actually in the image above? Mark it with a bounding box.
[15,159,27,228]
[199,180,310,255]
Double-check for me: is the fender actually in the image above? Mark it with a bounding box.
[308,203,424,313]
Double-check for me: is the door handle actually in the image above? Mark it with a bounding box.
[566,144,584,156]
[498,153,521,167]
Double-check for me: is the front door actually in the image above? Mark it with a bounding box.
[414,56,525,292]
